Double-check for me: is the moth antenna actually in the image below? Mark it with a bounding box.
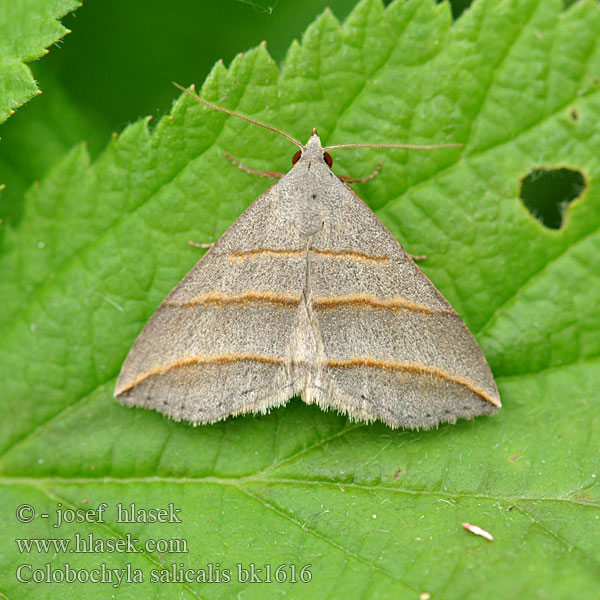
[173,82,304,150]
[323,142,462,151]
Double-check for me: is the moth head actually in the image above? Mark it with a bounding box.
[291,150,334,168]
[292,129,334,168]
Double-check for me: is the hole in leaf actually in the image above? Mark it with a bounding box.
[519,167,585,229]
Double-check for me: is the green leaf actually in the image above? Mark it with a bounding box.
[0,0,79,124]
[1,0,599,598]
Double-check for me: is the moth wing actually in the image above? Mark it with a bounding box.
[115,179,305,424]
[309,179,501,430]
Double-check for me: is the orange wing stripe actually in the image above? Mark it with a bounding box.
[328,357,500,407]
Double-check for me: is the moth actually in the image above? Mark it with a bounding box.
[114,86,501,429]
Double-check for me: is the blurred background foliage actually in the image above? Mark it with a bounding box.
[39,0,475,135]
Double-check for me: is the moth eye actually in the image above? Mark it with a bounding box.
[292,150,302,165]
[323,152,333,168]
